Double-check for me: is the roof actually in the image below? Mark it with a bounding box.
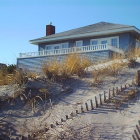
[30,22,140,45]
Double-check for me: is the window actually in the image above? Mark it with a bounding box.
[136,39,140,48]
[101,40,107,44]
[54,46,60,49]
[90,40,98,45]
[111,38,118,48]
[62,43,69,48]
[76,40,83,47]
[45,46,51,50]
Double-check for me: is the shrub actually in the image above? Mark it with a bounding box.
[43,54,92,81]
[6,64,16,74]
[14,69,28,87]
[92,60,127,85]
[63,54,92,77]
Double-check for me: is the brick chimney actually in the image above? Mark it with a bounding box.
[46,23,55,36]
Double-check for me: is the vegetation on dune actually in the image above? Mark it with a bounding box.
[43,54,92,82]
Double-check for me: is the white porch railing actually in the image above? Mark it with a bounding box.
[19,44,124,58]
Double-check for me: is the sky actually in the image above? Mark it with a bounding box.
[0,0,140,64]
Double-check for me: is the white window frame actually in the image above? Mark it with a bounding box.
[90,39,98,45]
[110,36,119,48]
[136,39,140,48]
[90,36,119,48]
[61,42,69,49]
[45,43,62,50]
[76,40,83,47]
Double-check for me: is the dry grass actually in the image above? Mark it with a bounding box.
[14,70,28,87]
[92,60,127,85]
[43,54,92,82]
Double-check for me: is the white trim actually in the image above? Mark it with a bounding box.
[45,42,69,50]
[61,42,69,48]
[30,26,139,45]
[90,36,119,48]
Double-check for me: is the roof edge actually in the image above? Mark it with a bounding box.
[30,26,140,45]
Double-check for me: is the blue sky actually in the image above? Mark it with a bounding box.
[0,0,140,64]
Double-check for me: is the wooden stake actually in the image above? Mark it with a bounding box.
[66,115,69,120]
[104,91,106,102]
[90,99,94,110]
[61,118,64,122]
[85,103,89,111]
[116,87,119,94]
[132,135,137,140]
[109,89,111,99]
[121,85,123,91]
[76,110,78,114]
[95,96,98,107]
[50,124,54,128]
[81,106,84,113]
[136,125,140,134]
[56,121,59,125]
[99,94,102,105]
[112,87,115,96]
[134,130,140,140]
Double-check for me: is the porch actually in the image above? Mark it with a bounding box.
[19,44,124,58]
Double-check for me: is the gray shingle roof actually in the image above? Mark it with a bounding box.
[30,22,133,43]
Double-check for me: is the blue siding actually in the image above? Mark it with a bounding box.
[119,33,130,51]
[119,33,136,51]
[17,50,110,73]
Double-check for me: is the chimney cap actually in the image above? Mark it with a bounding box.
[49,21,52,25]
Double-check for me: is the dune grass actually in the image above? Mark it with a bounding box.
[43,54,92,82]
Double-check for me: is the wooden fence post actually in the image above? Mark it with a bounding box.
[70,112,74,117]
[85,103,89,111]
[66,115,69,120]
[136,70,140,86]
[116,87,119,94]
[56,121,59,125]
[134,130,140,140]
[90,99,94,110]
[61,118,64,122]
[50,124,54,128]
[113,87,115,96]
[136,125,140,134]
[132,135,137,140]
[95,96,98,107]
[109,89,111,99]
[104,91,106,102]
[121,85,123,91]
[99,94,102,105]
[81,106,84,113]
[76,110,78,114]
[125,84,127,89]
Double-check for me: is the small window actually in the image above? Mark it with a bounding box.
[76,40,83,47]
[101,40,107,44]
[54,46,60,49]
[91,40,98,45]
[45,46,51,50]
[62,43,69,48]
[111,38,118,48]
